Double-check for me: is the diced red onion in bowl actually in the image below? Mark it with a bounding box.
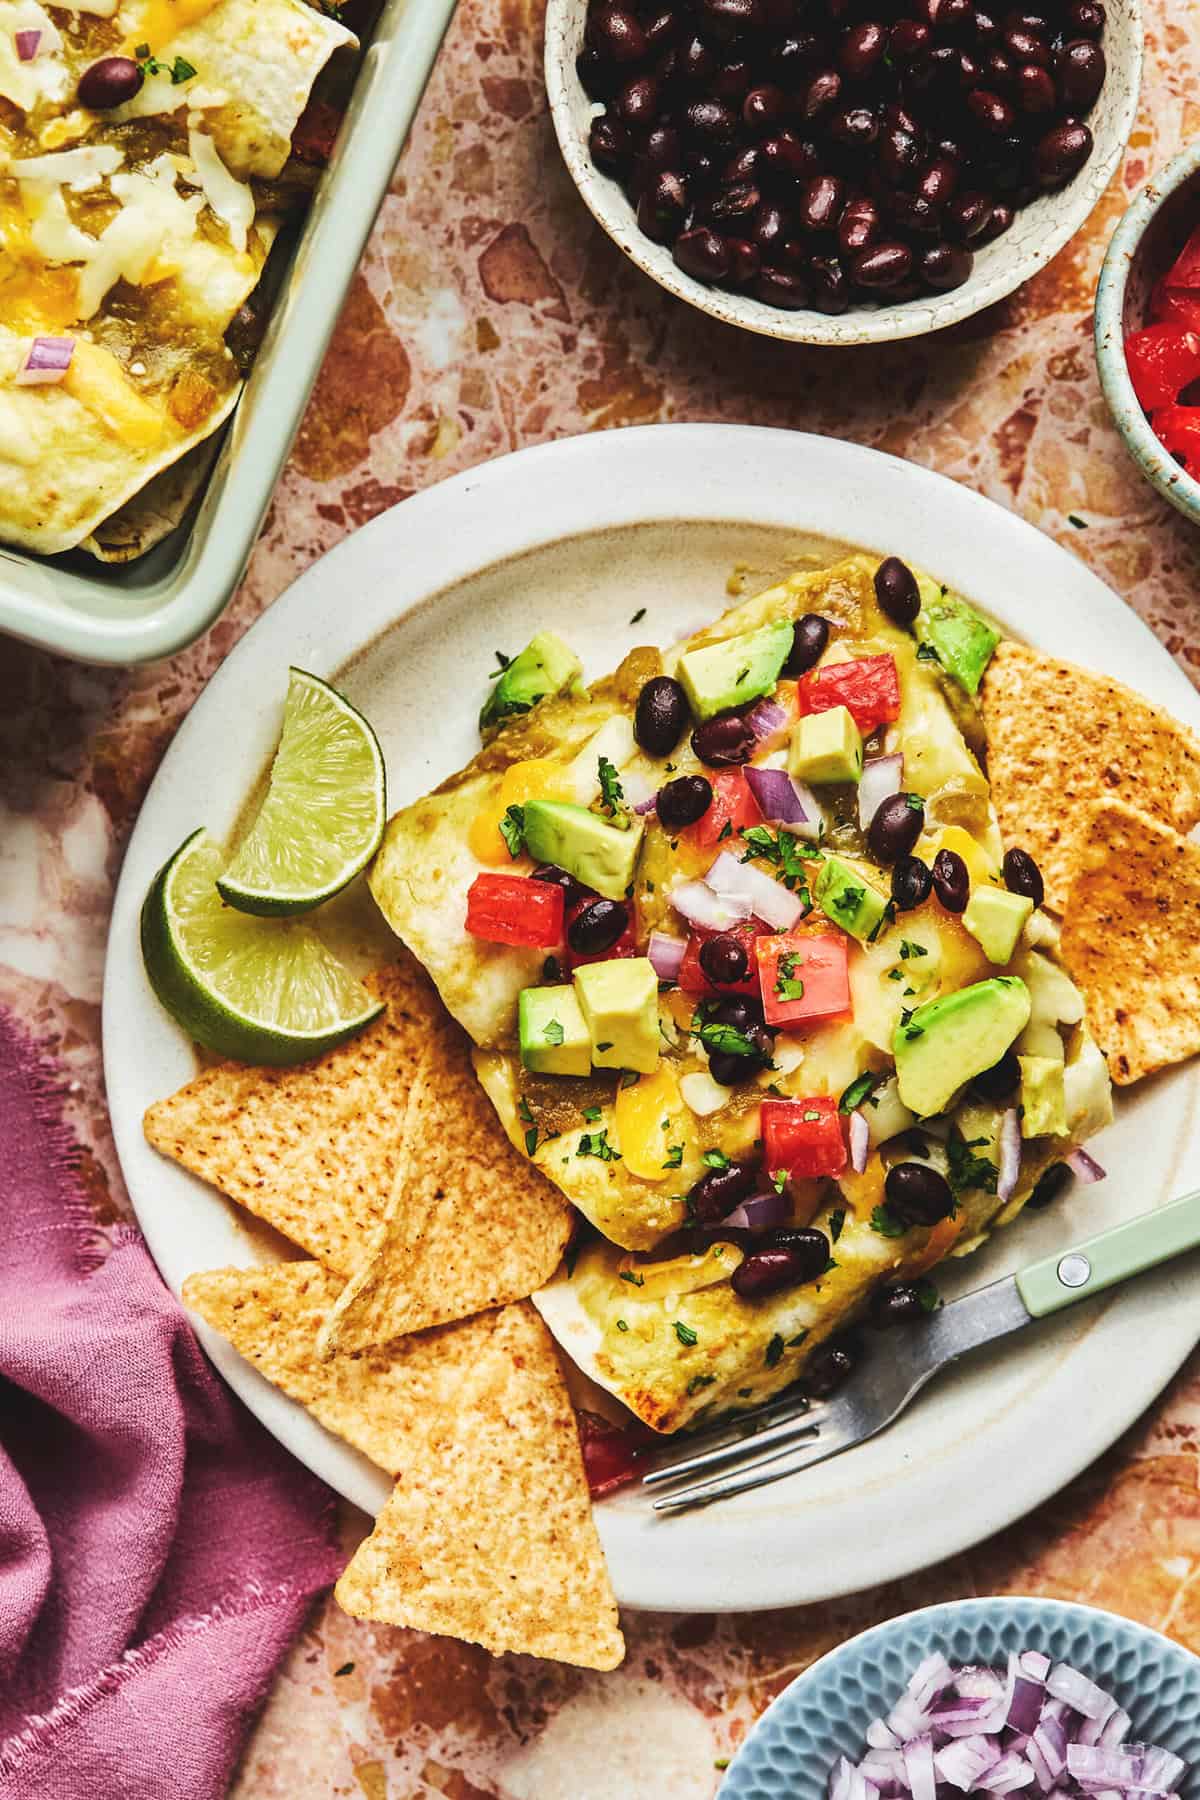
[997,1108,1022,1204]
[1066,1147,1107,1185]
[849,1109,870,1174]
[830,1650,1188,1800]
[859,753,904,833]
[706,849,806,931]
[646,930,685,984]
[669,877,752,933]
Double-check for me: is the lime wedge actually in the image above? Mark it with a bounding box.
[141,829,385,1065]
[216,668,386,917]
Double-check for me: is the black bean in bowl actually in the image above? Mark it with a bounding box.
[576,0,1104,314]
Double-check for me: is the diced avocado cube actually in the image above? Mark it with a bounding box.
[815,855,889,943]
[677,620,793,722]
[1018,1054,1067,1138]
[522,799,644,901]
[480,631,582,730]
[962,885,1033,965]
[893,976,1031,1117]
[789,705,863,786]
[574,956,659,1074]
[917,594,1000,696]
[518,985,592,1077]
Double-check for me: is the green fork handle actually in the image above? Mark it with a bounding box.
[1015,1184,1200,1318]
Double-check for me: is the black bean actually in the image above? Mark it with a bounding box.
[710,993,760,1028]
[589,114,630,175]
[725,236,761,285]
[684,97,737,145]
[798,173,845,233]
[783,613,830,675]
[889,19,931,64]
[708,180,761,225]
[755,268,811,307]
[1002,845,1045,907]
[590,3,648,62]
[732,1228,829,1297]
[878,123,923,186]
[888,191,941,238]
[699,932,750,986]
[742,84,786,133]
[758,130,818,184]
[804,1336,857,1396]
[851,240,913,288]
[691,710,757,766]
[945,190,994,242]
[77,55,144,109]
[637,170,689,241]
[966,86,1016,133]
[568,898,629,955]
[688,1158,757,1220]
[971,1047,1021,1101]
[838,195,882,253]
[533,863,591,908]
[678,33,716,84]
[643,7,678,51]
[885,1160,956,1225]
[700,0,761,43]
[1033,118,1092,188]
[635,676,688,756]
[870,1282,929,1327]
[617,73,660,128]
[868,792,925,864]
[874,555,920,625]
[673,225,731,280]
[712,58,753,103]
[810,253,850,313]
[656,774,713,831]
[939,0,977,39]
[645,123,684,169]
[1026,1160,1072,1210]
[829,105,879,150]
[708,1048,748,1086]
[841,21,887,81]
[932,847,970,912]
[975,201,1014,243]
[1055,38,1105,113]
[921,241,973,289]
[1065,1,1104,37]
[892,853,933,912]
[798,68,842,124]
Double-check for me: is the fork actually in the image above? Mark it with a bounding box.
[643,1184,1200,1512]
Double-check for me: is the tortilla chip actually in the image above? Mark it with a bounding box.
[1059,800,1200,1084]
[182,1260,486,1474]
[143,956,438,1275]
[317,1043,572,1355]
[981,642,1200,913]
[334,1301,624,1670]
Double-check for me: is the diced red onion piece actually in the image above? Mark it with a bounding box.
[859,753,904,832]
[722,1189,789,1233]
[850,1108,870,1174]
[1076,1701,1119,1747]
[904,1736,937,1800]
[669,877,752,933]
[1098,1711,1131,1750]
[15,335,75,386]
[1021,1653,1051,1682]
[956,1667,1007,1702]
[747,696,789,743]
[1137,1747,1187,1793]
[633,793,658,815]
[744,763,810,827]
[997,1108,1022,1203]
[866,1719,901,1752]
[1067,1746,1149,1790]
[706,849,805,931]
[15,27,41,59]
[1066,1147,1106,1185]
[861,1750,906,1787]
[647,930,685,983]
[1033,1718,1068,1784]
[978,1752,1037,1794]
[936,1737,1002,1792]
[831,1757,857,1800]
[1027,1735,1055,1794]
[1046,1665,1110,1722]
[621,769,658,814]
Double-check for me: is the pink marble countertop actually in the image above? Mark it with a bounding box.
[4,0,1200,1793]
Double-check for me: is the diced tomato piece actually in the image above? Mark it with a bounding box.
[761,1096,847,1181]
[466,873,564,948]
[1123,324,1200,412]
[575,1409,654,1498]
[756,932,851,1028]
[564,902,640,971]
[797,655,901,734]
[681,767,763,854]
[1165,223,1200,293]
[1150,280,1200,334]
[678,919,767,997]
[1151,404,1200,471]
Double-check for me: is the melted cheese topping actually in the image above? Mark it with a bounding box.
[185,122,252,252]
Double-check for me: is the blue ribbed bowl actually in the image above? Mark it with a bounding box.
[720,1597,1200,1800]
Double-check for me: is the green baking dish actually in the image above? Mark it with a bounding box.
[0,0,457,668]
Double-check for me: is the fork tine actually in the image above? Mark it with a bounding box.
[641,1404,820,1490]
[651,1410,863,1513]
[640,1390,828,1489]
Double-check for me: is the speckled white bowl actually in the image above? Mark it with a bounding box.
[545,0,1143,346]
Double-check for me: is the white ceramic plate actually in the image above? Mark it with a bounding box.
[104,424,1200,1614]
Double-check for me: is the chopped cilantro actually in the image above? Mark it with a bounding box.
[831,883,865,919]
[662,1144,684,1169]
[772,1168,788,1194]
[544,1018,565,1046]
[630,606,647,624]
[867,898,897,943]
[718,819,733,840]
[715,1760,730,1772]
[888,968,903,981]
[616,1318,629,1331]
[1068,513,1088,528]
[693,1009,773,1067]
[578,1129,620,1161]
[542,954,562,981]
[737,1388,752,1398]
[822,1256,839,1274]
[499,803,526,857]
[597,755,624,816]
[915,1277,942,1313]
[736,666,750,685]
[524,1126,538,1155]
[803,1108,821,1121]
[786,1329,809,1348]
[619,1068,639,1088]
[870,1203,909,1238]
[741,824,819,892]
[136,46,197,81]
[517,1096,533,1124]
[899,939,928,960]
[839,1071,879,1113]
[774,949,806,1002]
[829,1206,845,1242]
[702,1148,731,1169]
[596,1040,613,1052]
[764,1333,785,1368]
[673,1320,698,1347]
[619,1270,645,1287]
[946,1127,998,1197]
[687,1373,716,1395]
[564,1241,580,1278]
[334,1661,355,1677]
[915,641,941,663]
[583,1105,602,1122]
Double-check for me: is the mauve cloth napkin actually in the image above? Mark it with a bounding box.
[0,1007,343,1799]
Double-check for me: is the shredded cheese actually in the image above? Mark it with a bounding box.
[185,122,252,253]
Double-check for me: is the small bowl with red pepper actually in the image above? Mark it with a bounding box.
[1096,140,1200,525]
[545,0,1144,344]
